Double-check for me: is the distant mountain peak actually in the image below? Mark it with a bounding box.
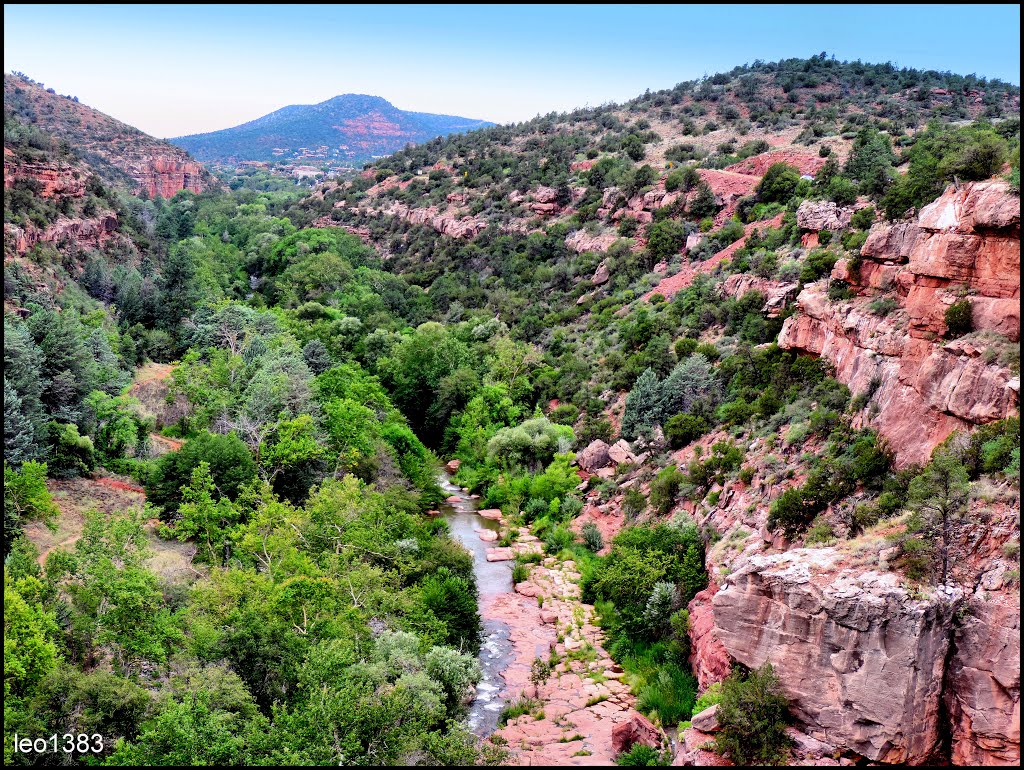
[170,94,493,169]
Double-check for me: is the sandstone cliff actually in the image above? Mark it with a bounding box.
[780,181,1020,467]
[712,548,962,763]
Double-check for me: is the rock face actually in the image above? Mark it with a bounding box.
[136,157,207,199]
[858,181,1020,341]
[780,181,1020,467]
[382,201,488,239]
[3,156,87,199]
[797,199,858,232]
[720,273,799,317]
[687,582,732,690]
[945,589,1021,766]
[5,211,121,256]
[712,548,963,763]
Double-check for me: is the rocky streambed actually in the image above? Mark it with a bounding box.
[439,473,658,765]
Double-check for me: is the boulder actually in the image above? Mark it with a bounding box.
[608,439,637,466]
[611,712,662,754]
[796,199,856,232]
[690,704,720,733]
[445,458,461,474]
[477,529,499,542]
[577,439,612,472]
[478,508,503,521]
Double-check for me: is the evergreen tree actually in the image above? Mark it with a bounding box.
[4,378,40,465]
[621,368,663,439]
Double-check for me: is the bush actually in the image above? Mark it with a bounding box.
[944,299,972,338]
[616,744,670,766]
[715,664,791,765]
[146,431,257,516]
[665,414,709,449]
[623,488,647,520]
[756,163,801,204]
[582,522,604,552]
[868,296,899,317]
[545,525,575,554]
[650,466,685,515]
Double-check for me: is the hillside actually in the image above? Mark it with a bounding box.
[4,72,214,198]
[170,93,493,172]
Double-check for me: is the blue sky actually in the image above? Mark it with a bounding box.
[4,4,1020,138]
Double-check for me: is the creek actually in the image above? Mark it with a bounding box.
[437,473,514,737]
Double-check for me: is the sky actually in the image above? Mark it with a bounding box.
[4,4,1020,138]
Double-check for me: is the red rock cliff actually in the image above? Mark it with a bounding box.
[780,181,1020,467]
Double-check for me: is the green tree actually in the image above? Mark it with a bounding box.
[756,162,801,204]
[906,452,970,583]
[716,663,791,765]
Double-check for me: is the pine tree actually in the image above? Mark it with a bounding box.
[621,367,663,439]
[4,378,39,465]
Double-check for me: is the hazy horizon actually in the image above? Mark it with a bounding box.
[4,4,1021,139]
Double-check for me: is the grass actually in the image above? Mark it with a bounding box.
[497,695,543,727]
[585,693,609,707]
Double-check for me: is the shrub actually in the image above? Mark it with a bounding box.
[650,466,685,515]
[616,744,670,766]
[146,431,257,516]
[715,664,791,765]
[545,525,575,554]
[850,206,875,230]
[665,414,709,449]
[944,299,972,338]
[756,163,801,204]
[582,522,604,552]
[623,488,647,520]
[868,296,899,317]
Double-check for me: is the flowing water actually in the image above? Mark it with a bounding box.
[438,473,514,736]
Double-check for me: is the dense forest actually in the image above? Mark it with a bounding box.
[4,54,1021,766]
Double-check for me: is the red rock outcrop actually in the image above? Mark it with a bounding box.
[946,588,1021,766]
[687,581,732,690]
[779,286,1017,466]
[382,201,488,239]
[712,548,963,763]
[4,157,87,198]
[720,273,799,317]
[565,228,621,254]
[5,211,120,256]
[726,149,828,178]
[780,181,1020,467]
[857,181,1020,340]
[797,199,859,232]
[136,157,207,199]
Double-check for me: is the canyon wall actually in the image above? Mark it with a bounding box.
[780,181,1020,467]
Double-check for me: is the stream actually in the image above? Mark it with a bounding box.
[438,473,514,737]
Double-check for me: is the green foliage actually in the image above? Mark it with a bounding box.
[582,521,604,552]
[715,664,791,765]
[650,466,685,515]
[944,299,973,338]
[646,219,687,262]
[4,461,59,552]
[756,162,801,204]
[147,431,257,516]
[617,743,671,765]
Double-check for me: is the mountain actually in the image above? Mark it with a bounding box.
[169,93,493,168]
[4,72,214,198]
